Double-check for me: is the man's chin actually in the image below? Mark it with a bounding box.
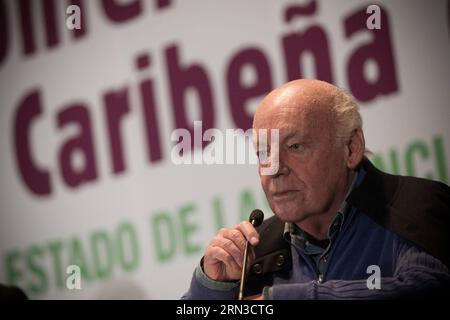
[272,207,307,223]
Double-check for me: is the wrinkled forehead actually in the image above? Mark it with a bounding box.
[255,104,329,131]
[252,97,335,146]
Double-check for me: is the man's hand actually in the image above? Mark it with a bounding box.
[203,221,260,281]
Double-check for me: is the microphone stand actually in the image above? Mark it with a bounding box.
[238,219,255,300]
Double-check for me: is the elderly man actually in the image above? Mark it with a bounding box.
[182,79,450,299]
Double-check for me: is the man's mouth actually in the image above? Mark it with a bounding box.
[272,190,299,200]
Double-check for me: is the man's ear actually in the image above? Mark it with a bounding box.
[346,128,365,169]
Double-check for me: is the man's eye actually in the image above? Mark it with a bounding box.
[289,143,302,151]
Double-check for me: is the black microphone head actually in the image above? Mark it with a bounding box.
[249,209,264,227]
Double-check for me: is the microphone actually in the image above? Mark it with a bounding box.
[238,209,264,300]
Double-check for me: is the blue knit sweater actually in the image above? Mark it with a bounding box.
[182,207,450,299]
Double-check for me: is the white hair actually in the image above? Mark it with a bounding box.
[331,88,363,146]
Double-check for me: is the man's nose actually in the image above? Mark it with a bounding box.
[270,152,290,178]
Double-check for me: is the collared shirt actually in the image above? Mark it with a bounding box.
[283,170,360,275]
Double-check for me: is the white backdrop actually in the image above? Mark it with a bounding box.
[0,0,449,299]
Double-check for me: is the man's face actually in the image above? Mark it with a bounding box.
[254,89,349,224]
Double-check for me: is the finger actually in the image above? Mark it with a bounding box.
[207,245,241,271]
[209,236,244,268]
[236,220,260,246]
[219,228,247,251]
